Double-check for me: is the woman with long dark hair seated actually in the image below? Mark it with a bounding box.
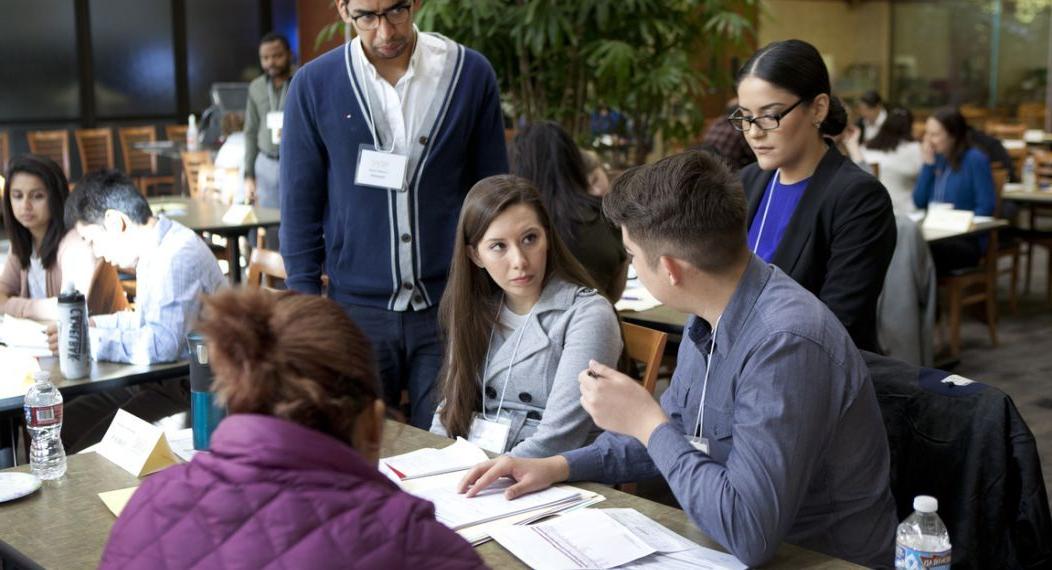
[510,122,628,301]
[913,107,996,273]
[843,106,924,214]
[431,175,622,457]
[101,289,485,568]
[0,154,126,319]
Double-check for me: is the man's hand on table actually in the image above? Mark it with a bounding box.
[47,319,95,354]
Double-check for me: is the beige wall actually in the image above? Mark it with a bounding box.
[758,0,891,99]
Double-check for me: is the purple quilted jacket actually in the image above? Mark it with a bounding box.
[100,414,486,569]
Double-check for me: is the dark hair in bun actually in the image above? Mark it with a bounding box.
[736,39,845,136]
[197,289,380,448]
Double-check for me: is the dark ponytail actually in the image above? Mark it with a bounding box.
[821,96,848,137]
[736,39,844,136]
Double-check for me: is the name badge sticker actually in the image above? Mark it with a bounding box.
[686,435,710,455]
[355,144,409,190]
[266,111,284,145]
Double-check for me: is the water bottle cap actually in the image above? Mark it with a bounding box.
[914,495,938,513]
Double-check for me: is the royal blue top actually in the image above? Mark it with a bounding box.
[746,173,810,262]
[913,147,996,215]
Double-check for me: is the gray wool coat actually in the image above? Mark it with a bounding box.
[431,277,623,457]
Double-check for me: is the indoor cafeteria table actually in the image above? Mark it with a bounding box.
[0,357,189,468]
[0,422,861,569]
[148,197,280,284]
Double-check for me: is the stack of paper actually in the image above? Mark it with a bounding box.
[380,440,605,544]
[382,437,488,480]
[490,508,747,570]
[0,316,51,357]
[616,284,661,312]
[413,478,584,530]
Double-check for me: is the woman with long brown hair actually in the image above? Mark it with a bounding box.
[101,289,484,568]
[431,175,622,457]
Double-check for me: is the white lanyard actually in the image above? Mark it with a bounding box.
[752,170,780,254]
[343,42,386,151]
[480,297,536,421]
[693,316,722,439]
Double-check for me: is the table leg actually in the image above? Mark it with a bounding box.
[227,238,241,284]
[0,414,17,468]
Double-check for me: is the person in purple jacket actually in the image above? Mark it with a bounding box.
[100,289,485,569]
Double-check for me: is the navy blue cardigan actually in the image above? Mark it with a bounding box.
[279,41,508,309]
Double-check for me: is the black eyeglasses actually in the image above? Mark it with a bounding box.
[350,2,412,31]
[727,99,804,132]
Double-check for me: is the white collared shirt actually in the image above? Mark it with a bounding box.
[863,108,888,142]
[353,26,448,155]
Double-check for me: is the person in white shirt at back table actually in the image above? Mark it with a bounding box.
[47,169,226,453]
[843,106,924,215]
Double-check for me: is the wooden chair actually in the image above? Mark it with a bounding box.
[246,248,287,290]
[164,124,188,143]
[621,322,668,397]
[991,167,1020,313]
[0,130,9,173]
[1022,150,1052,301]
[26,129,71,179]
[1006,146,1028,178]
[937,231,999,359]
[73,128,116,176]
[117,126,174,196]
[985,122,1027,141]
[960,104,990,130]
[1017,102,1046,129]
[180,151,212,197]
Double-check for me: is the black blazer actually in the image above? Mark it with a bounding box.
[739,146,896,352]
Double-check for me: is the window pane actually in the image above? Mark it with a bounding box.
[186,0,262,113]
[90,0,176,118]
[0,0,79,121]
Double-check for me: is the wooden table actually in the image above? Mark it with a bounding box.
[0,422,860,569]
[147,197,280,284]
[0,358,188,468]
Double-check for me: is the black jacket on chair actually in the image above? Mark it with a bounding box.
[863,351,1052,569]
[740,146,896,352]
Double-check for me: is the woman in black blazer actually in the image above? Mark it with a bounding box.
[731,40,896,352]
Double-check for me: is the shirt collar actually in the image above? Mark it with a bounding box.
[686,255,772,357]
[358,25,423,87]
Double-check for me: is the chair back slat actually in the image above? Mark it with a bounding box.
[165,124,188,143]
[26,129,71,179]
[117,126,159,175]
[621,322,668,395]
[247,248,287,289]
[74,128,116,175]
[180,151,212,198]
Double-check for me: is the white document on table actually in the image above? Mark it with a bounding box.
[490,508,656,569]
[413,478,581,530]
[0,316,51,356]
[618,547,748,569]
[604,508,698,553]
[381,437,488,480]
[615,284,662,312]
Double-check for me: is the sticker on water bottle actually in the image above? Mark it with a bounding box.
[895,544,951,569]
[24,404,63,428]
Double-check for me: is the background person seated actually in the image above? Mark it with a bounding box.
[100,289,486,569]
[1,154,127,320]
[431,175,622,457]
[914,107,996,274]
[510,122,628,300]
[842,107,924,215]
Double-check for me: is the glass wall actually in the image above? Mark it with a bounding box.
[186,0,263,112]
[90,0,178,119]
[0,0,80,121]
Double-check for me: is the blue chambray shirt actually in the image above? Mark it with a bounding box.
[563,255,898,568]
[90,217,226,364]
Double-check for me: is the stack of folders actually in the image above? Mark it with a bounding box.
[490,508,748,570]
[380,438,605,545]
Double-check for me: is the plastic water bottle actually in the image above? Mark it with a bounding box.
[23,371,67,480]
[186,113,199,151]
[895,495,951,569]
[1023,155,1037,192]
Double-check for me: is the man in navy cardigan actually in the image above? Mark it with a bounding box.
[279,0,509,428]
